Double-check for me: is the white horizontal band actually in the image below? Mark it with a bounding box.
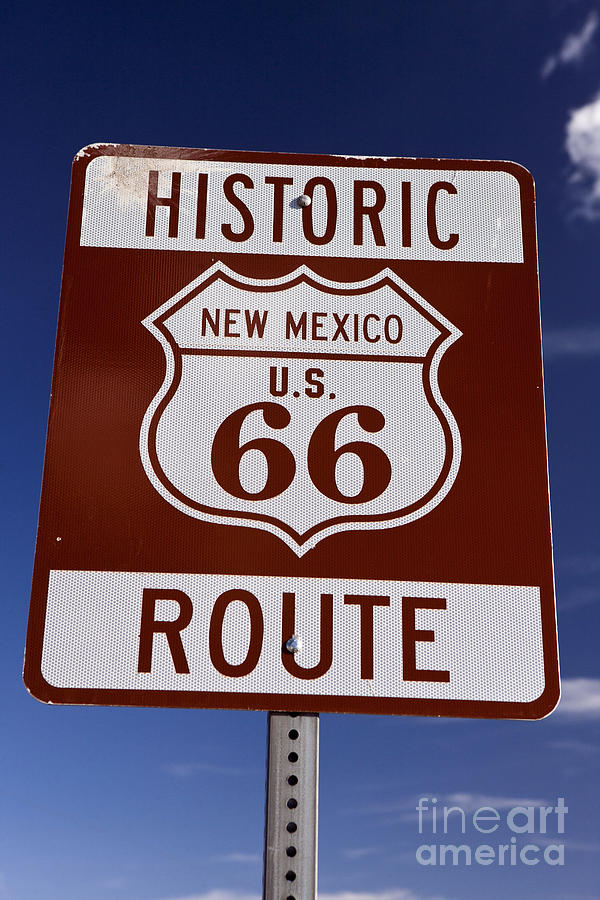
[42,570,544,704]
[80,156,524,262]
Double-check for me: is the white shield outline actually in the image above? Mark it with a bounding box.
[140,263,462,555]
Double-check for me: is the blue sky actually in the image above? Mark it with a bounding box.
[2,1,600,899]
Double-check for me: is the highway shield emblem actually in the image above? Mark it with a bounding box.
[140,263,462,554]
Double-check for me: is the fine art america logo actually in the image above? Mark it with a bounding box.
[415,796,567,867]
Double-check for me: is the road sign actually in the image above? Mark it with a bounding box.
[25,145,559,718]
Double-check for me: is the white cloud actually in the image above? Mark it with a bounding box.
[440,792,549,813]
[554,678,600,719]
[156,892,449,900]
[156,892,260,900]
[101,877,128,889]
[560,554,600,575]
[210,853,261,864]
[557,556,600,610]
[352,792,550,822]
[542,11,598,78]
[163,762,254,778]
[564,840,600,853]
[560,585,600,611]
[565,92,600,217]
[543,326,600,359]
[551,893,600,900]
[548,738,598,754]
[319,892,449,900]
[341,846,380,860]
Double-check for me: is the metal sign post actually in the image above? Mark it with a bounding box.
[263,713,319,900]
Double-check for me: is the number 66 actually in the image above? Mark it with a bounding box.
[211,402,391,503]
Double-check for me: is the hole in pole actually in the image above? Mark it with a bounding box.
[287,775,298,786]
[288,729,299,740]
[287,798,298,809]
[286,846,297,857]
[285,871,297,882]
[288,752,298,763]
[286,822,297,833]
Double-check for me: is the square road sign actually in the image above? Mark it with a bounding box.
[25,145,559,718]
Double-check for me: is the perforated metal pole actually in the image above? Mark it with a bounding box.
[263,712,319,900]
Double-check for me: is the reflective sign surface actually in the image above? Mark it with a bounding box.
[25,145,559,718]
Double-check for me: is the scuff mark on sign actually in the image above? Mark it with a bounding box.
[75,142,121,160]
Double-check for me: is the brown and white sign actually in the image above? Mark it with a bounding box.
[25,144,559,718]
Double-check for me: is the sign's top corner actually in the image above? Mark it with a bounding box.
[74,142,118,164]
[491,158,535,188]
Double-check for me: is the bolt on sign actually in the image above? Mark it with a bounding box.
[25,145,559,718]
